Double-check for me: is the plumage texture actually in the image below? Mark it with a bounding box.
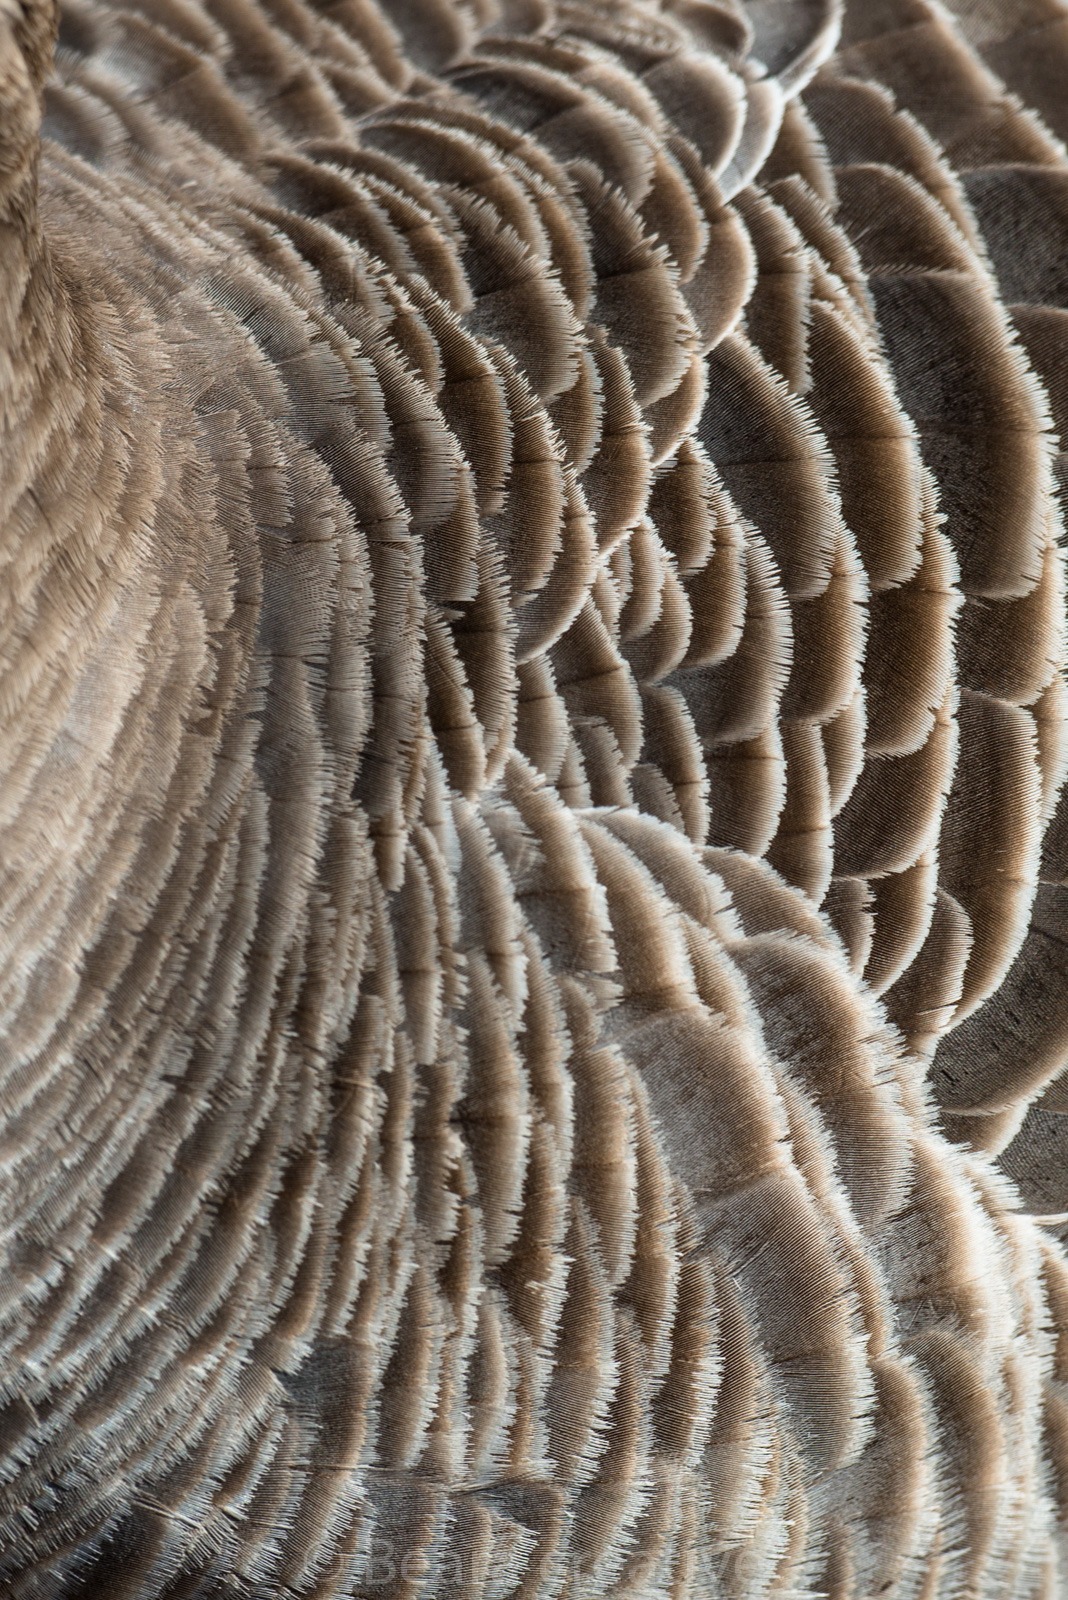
[5,0,1068,1592]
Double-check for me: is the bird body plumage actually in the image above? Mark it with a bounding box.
[4,0,1068,1594]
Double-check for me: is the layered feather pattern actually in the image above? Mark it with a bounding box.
[5,0,1068,1592]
